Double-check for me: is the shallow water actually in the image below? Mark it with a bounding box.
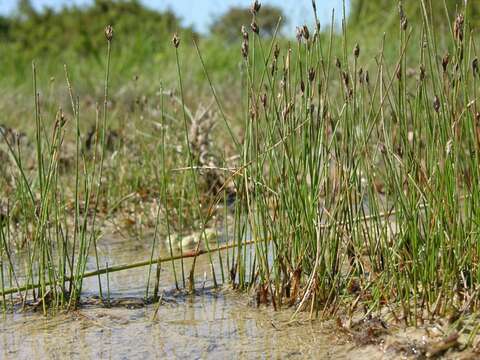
[1,289,369,359]
[0,230,384,359]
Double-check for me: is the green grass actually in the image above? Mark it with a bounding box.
[1,1,480,345]
[228,2,480,326]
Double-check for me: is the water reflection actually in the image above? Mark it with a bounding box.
[0,231,355,359]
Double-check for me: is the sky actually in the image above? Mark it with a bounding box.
[0,0,349,34]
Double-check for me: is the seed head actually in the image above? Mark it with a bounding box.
[105,25,114,41]
[273,44,280,60]
[419,64,426,81]
[433,95,441,113]
[250,21,259,34]
[261,93,267,108]
[308,67,315,82]
[454,14,464,42]
[296,27,303,42]
[396,66,402,81]
[282,102,292,120]
[250,0,261,15]
[249,103,258,121]
[398,3,405,19]
[241,25,249,40]
[398,3,408,30]
[341,71,349,87]
[302,25,310,41]
[57,108,67,128]
[442,53,450,73]
[472,58,479,77]
[353,43,360,59]
[241,40,249,59]
[335,57,341,69]
[270,61,276,76]
[172,33,180,48]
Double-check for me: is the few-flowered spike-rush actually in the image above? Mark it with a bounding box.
[434,95,441,113]
[250,21,259,35]
[172,33,180,48]
[105,25,113,41]
[353,43,360,59]
[250,0,261,15]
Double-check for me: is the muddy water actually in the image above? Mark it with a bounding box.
[0,232,384,359]
[1,290,372,359]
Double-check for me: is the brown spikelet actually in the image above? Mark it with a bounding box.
[335,57,341,69]
[308,67,316,82]
[270,60,276,76]
[454,14,464,42]
[302,25,310,41]
[396,65,402,81]
[172,33,180,48]
[250,0,261,15]
[241,26,249,59]
[261,93,267,108]
[433,95,441,113]
[419,64,426,81]
[353,43,360,58]
[104,25,113,41]
[398,3,408,30]
[241,40,249,59]
[358,68,364,84]
[250,21,259,34]
[473,58,479,77]
[295,27,302,42]
[475,112,480,150]
[341,71,350,87]
[273,43,280,59]
[241,25,249,40]
[300,79,305,94]
[442,53,450,73]
[249,103,258,121]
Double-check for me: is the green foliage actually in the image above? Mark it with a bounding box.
[3,0,196,59]
[349,0,480,30]
[210,5,285,41]
[0,17,10,39]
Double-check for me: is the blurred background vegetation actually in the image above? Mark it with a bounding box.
[0,0,478,125]
[350,0,480,28]
[1,0,478,74]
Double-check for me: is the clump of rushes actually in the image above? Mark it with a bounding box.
[0,25,113,312]
[220,0,480,327]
